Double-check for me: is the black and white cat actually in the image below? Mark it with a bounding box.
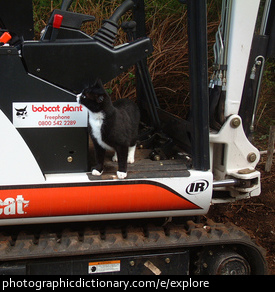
[77,79,140,179]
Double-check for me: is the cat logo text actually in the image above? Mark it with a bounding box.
[0,195,29,215]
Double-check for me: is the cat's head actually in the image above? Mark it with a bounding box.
[77,79,108,113]
[15,106,28,119]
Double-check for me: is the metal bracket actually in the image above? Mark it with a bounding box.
[210,115,261,200]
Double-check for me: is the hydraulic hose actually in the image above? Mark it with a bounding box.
[109,0,135,23]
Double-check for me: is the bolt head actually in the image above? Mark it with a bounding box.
[154,155,161,161]
[67,156,73,163]
[230,118,241,128]
[247,152,257,163]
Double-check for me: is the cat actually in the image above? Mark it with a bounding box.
[77,79,140,179]
[15,106,27,119]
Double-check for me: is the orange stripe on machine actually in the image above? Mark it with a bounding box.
[0,183,201,218]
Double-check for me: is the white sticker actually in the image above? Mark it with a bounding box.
[12,102,87,128]
[88,260,121,274]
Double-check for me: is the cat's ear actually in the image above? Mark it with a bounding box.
[96,95,104,103]
[94,78,103,88]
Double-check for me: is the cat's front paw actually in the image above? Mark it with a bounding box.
[127,145,136,164]
[92,169,103,176]
[117,171,127,179]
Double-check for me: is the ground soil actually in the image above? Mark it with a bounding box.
[207,154,275,274]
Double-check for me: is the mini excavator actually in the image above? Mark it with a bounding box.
[0,0,274,275]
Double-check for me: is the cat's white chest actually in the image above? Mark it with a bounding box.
[88,111,114,151]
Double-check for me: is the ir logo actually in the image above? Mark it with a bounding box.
[186,180,209,195]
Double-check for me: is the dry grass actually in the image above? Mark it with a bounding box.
[253,60,275,150]
[147,12,189,117]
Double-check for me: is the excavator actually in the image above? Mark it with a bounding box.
[0,0,273,275]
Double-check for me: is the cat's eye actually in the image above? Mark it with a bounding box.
[81,94,86,99]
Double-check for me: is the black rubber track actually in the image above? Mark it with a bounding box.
[0,218,267,274]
